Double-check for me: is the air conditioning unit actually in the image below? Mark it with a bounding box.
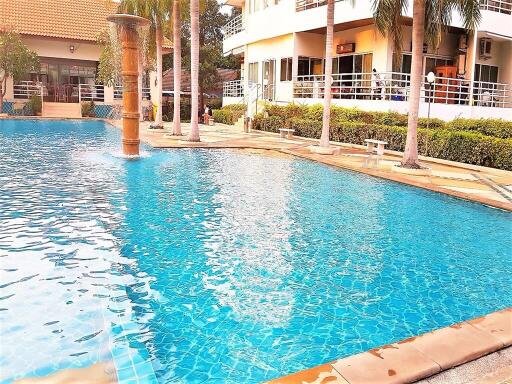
[479,38,492,60]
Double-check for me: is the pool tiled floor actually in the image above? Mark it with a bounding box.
[122,121,512,212]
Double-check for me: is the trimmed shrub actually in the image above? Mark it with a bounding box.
[212,104,246,125]
[445,118,512,139]
[255,115,512,170]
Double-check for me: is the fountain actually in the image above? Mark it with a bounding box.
[107,14,150,156]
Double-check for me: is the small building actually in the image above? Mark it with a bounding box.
[1,0,171,118]
[222,0,512,120]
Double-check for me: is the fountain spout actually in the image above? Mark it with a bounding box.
[107,14,150,156]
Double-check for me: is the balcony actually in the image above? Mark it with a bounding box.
[293,72,512,108]
[480,0,512,14]
[223,14,244,40]
[295,0,343,12]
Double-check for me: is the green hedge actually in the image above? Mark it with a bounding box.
[253,116,512,170]
[212,104,246,125]
[445,118,512,139]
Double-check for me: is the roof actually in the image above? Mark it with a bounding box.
[162,68,239,95]
[0,0,172,48]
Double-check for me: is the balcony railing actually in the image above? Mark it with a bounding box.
[114,85,151,100]
[223,14,244,39]
[480,0,512,14]
[293,72,512,108]
[296,0,342,12]
[223,80,244,98]
[79,84,105,102]
[13,82,42,99]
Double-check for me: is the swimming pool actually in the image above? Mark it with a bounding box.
[0,119,510,383]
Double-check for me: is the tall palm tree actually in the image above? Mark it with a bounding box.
[172,0,183,135]
[373,0,480,168]
[319,0,335,148]
[187,0,201,142]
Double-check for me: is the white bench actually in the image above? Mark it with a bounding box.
[279,128,295,139]
[364,139,388,168]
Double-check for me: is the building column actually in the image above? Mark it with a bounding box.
[468,31,478,106]
[104,85,115,103]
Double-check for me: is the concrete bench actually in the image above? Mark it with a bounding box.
[364,139,388,155]
[279,128,295,139]
[364,139,388,168]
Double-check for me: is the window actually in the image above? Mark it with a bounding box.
[475,64,499,83]
[280,58,293,81]
[248,62,259,84]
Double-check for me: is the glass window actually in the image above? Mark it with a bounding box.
[248,62,259,84]
[280,58,292,81]
[298,57,310,76]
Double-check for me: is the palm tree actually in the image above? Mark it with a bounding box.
[187,0,201,142]
[319,0,335,148]
[172,0,183,135]
[373,0,480,168]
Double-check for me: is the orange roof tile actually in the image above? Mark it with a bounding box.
[0,0,172,48]
[1,0,118,42]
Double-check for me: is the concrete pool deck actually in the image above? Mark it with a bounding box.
[122,121,512,212]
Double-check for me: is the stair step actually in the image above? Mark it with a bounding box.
[43,102,81,118]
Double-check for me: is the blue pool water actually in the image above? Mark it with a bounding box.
[0,119,511,383]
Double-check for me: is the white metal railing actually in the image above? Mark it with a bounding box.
[13,82,41,99]
[295,0,343,12]
[79,84,105,102]
[293,72,512,108]
[223,14,244,39]
[480,0,512,14]
[114,85,151,100]
[223,80,244,98]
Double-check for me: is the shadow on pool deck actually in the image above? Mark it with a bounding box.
[111,121,512,212]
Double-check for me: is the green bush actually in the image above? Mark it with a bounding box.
[26,95,42,115]
[212,104,246,125]
[445,118,512,139]
[81,101,95,117]
[255,115,512,170]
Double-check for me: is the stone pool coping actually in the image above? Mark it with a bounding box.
[265,308,512,384]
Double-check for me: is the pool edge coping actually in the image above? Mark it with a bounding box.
[265,307,512,384]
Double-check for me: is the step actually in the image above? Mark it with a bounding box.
[42,102,81,118]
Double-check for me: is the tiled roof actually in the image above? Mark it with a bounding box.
[1,0,118,42]
[0,0,172,48]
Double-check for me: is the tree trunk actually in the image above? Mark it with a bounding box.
[319,0,334,148]
[138,52,144,122]
[154,22,163,128]
[172,0,182,135]
[187,0,200,141]
[199,85,204,123]
[402,0,425,168]
[0,77,5,114]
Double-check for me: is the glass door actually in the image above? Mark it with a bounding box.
[262,59,276,100]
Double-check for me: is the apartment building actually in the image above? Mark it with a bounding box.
[222,0,512,120]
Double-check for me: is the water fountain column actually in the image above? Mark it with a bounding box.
[107,14,150,156]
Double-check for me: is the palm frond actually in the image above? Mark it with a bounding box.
[372,0,409,62]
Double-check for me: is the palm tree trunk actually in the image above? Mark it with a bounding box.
[172,0,182,135]
[402,0,425,168]
[187,0,200,141]
[154,21,164,128]
[319,0,334,148]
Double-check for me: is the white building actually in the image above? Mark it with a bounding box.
[222,0,512,120]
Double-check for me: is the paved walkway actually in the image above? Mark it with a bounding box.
[121,121,512,212]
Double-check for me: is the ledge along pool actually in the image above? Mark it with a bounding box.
[0,119,510,383]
